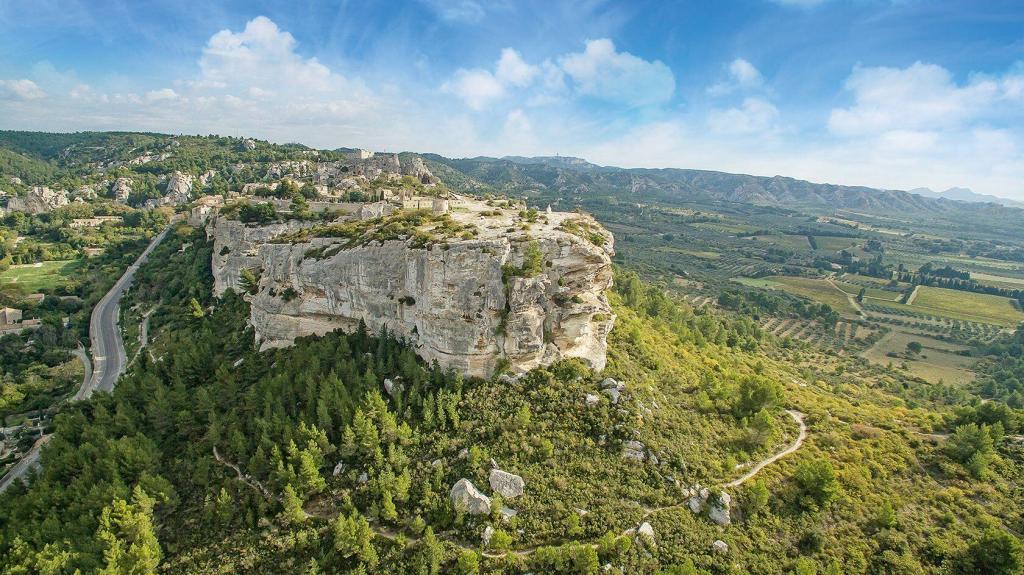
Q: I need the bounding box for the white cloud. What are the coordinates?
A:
[828,61,1021,136]
[0,79,46,100]
[146,88,178,102]
[708,58,764,96]
[443,48,539,110]
[559,39,675,107]
[442,68,506,111]
[708,97,780,135]
[730,58,763,88]
[495,49,539,88]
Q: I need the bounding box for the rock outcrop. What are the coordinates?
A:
[6,187,69,214]
[450,479,491,515]
[111,178,132,203]
[489,469,525,499]
[144,171,193,208]
[209,195,615,377]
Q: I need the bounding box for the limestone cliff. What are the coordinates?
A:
[209,198,615,377]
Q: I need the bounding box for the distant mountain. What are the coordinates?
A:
[501,155,605,170]
[423,154,1019,216]
[908,186,1024,208]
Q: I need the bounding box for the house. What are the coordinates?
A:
[346,148,374,159]
[0,307,22,324]
[0,307,40,336]
[22,293,45,305]
[69,216,123,228]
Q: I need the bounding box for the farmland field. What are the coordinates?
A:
[971,271,1024,289]
[754,234,810,251]
[0,260,82,292]
[813,235,862,251]
[909,285,1024,327]
[861,329,979,385]
[833,279,902,301]
[740,275,861,316]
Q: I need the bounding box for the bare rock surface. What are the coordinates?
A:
[450,478,491,515]
[6,187,69,213]
[209,195,615,377]
[489,469,525,499]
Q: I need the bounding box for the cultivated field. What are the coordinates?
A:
[755,234,811,251]
[909,285,1024,327]
[813,235,862,252]
[759,275,861,316]
[861,329,979,385]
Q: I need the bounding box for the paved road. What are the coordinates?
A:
[76,224,172,400]
[1,224,173,492]
[0,435,51,492]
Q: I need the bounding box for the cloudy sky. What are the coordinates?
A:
[1,0,1022,198]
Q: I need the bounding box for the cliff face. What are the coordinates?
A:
[209,199,615,377]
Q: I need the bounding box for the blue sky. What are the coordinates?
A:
[1,0,1023,198]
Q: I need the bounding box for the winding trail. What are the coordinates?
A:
[212,408,810,559]
[726,410,806,488]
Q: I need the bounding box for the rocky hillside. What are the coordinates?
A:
[209,197,615,377]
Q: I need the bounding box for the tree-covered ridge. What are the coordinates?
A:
[0,225,1020,574]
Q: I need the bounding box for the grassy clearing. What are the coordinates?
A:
[909,285,1024,327]
[861,329,978,385]
[833,280,901,301]
[730,277,783,289]
[0,259,82,292]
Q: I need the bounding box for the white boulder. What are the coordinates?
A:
[451,479,491,515]
[489,469,525,499]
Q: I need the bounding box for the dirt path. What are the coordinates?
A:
[213,408,810,559]
[906,285,921,305]
[827,278,865,316]
[726,410,806,488]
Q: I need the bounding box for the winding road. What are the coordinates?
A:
[76,223,172,400]
[1,224,172,493]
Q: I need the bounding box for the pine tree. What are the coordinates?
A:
[280,485,306,525]
[95,487,162,575]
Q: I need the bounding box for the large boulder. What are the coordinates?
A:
[708,491,731,526]
[637,522,656,544]
[489,469,525,499]
[450,479,491,515]
[163,171,194,205]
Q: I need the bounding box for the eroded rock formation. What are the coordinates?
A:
[209,196,615,377]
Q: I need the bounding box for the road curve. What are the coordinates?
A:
[726,409,806,488]
[76,223,172,400]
